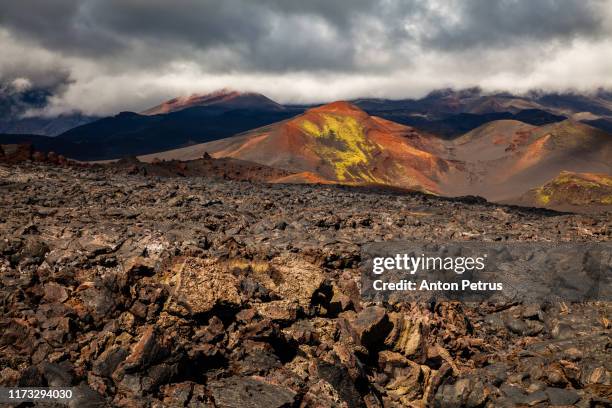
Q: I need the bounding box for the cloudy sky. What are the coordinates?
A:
[1,0,612,116]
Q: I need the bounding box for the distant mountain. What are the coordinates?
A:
[508,171,612,213]
[351,89,573,137]
[353,88,612,136]
[141,101,464,194]
[530,91,612,117]
[449,120,612,200]
[353,88,545,117]
[361,109,566,139]
[582,117,612,134]
[141,89,285,115]
[0,113,97,136]
[25,103,301,160]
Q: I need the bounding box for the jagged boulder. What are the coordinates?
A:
[162,257,242,316]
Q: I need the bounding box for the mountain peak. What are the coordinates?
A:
[191,88,251,104]
[141,89,283,115]
[308,101,365,115]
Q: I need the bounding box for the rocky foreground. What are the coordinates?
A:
[0,163,610,407]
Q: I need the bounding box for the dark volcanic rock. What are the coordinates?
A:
[0,162,609,407]
[350,306,393,350]
[0,143,32,163]
[545,387,580,405]
[208,376,297,408]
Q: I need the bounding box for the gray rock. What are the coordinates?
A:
[435,378,471,407]
[524,390,548,406]
[545,387,580,406]
[69,384,108,408]
[93,346,128,377]
[208,376,296,408]
[500,384,528,405]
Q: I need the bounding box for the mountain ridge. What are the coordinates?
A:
[141,89,285,115]
[142,105,611,205]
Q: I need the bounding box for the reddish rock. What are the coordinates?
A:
[160,381,194,406]
[120,326,159,372]
[0,143,32,163]
[32,151,47,162]
[47,151,59,163]
[43,283,69,303]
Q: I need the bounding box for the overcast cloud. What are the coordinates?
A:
[1,0,611,116]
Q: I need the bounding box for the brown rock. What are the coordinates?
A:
[434,378,472,407]
[563,347,583,361]
[300,379,346,407]
[93,346,128,377]
[250,255,326,309]
[350,306,393,350]
[20,236,50,263]
[43,283,69,303]
[76,283,116,324]
[163,257,241,316]
[0,143,32,163]
[194,316,225,344]
[47,151,59,164]
[236,308,257,323]
[122,256,158,281]
[254,300,299,323]
[581,365,610,386]
[283,320,318,345]
[78,232,123,258]
[546,363,569,386]
[0,367,20,386]
[310,360,363,407]
[378,350,425,402]
[160,382,194,406]
[32,151,47,162]
[0,318,36,353]
[327,284,353,315]
[385,313,425,359]
[117,326,160,373]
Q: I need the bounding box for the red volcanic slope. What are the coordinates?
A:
[141,89,285,115]
[143,105,611,201]
[145,101,464,194]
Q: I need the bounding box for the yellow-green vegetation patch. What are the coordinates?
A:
[301,120,320,137]
[534,172,612,206]
[300,115,385,183]
[553,172,610,189]
[535,188,551,205]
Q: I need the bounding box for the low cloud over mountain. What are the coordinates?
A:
[1,0,612,115]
